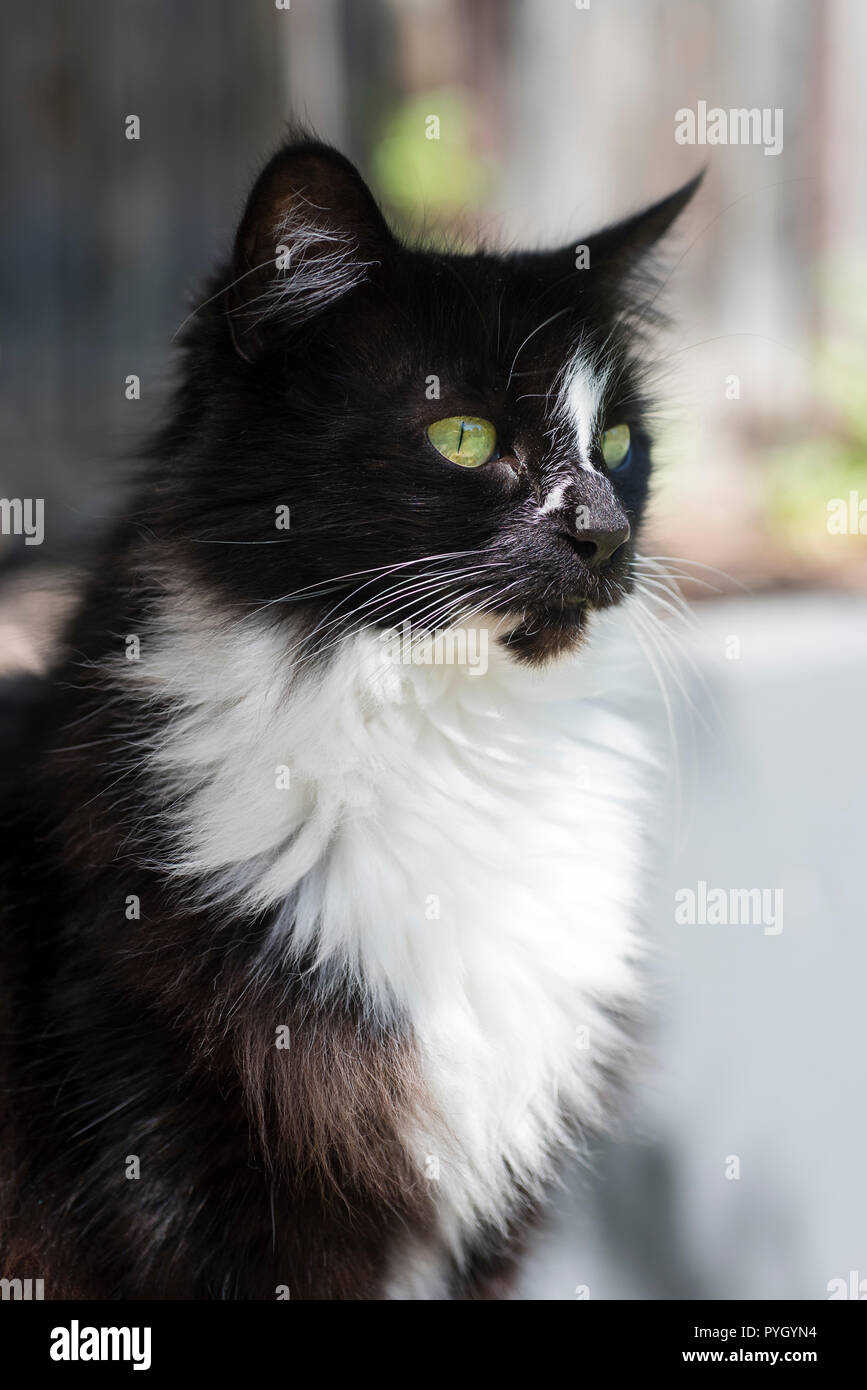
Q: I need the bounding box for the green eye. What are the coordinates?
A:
[427,416,497,468]
[600,423,631,469]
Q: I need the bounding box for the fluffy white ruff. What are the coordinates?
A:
[123,601,655,1257]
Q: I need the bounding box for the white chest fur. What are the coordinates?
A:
[126,602,654,1260]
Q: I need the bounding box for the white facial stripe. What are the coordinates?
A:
[538,478,570,514]
[563,355,610,470]
[536,356,611,515]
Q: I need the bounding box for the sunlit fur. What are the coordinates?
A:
[120,587,653,1267]
[0,136,700,1298]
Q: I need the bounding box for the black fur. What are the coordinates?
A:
[0,136,699,1299]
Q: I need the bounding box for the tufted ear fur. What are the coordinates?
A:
[226,139,396,361]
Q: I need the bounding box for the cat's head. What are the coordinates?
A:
[160,137,700,665]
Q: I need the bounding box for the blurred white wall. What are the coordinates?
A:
[520,591,867,1299]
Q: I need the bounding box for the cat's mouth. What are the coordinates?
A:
[496,574,631,663]
[312,559,631,666]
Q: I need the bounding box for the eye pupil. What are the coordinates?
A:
[601,423,631,469]
[428,416,497,468]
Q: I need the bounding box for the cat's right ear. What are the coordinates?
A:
[226,139,395,361]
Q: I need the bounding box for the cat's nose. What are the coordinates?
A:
[549,477,631,567]
[560,518,631,567]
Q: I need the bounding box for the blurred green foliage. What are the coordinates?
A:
[765,263,867,552]
[370,87,493,241]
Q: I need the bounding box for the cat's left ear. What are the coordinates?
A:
[226,138,395,361]
[527,170,704,292]
[582,170,704,272]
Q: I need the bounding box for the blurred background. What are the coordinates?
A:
[1,0,865,1299]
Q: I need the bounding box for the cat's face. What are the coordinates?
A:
[160,141,699,665]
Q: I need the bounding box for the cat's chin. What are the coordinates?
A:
[496,603,594,666]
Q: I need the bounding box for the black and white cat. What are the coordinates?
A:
[0,137,699,1299]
